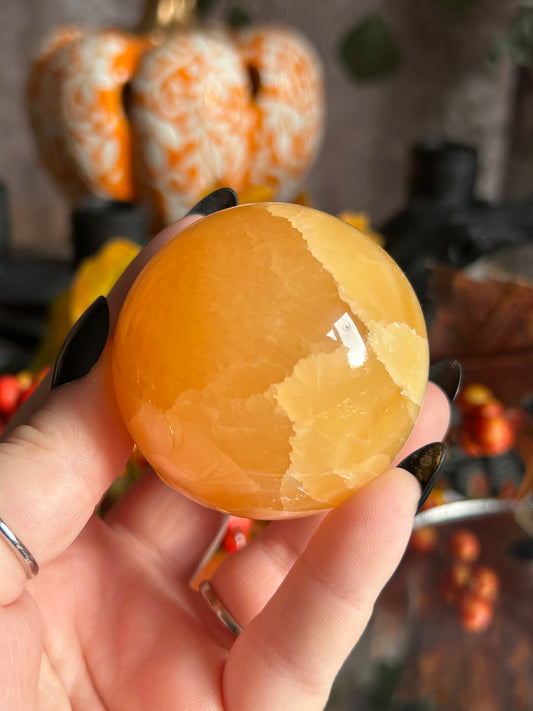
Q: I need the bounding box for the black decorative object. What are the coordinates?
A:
[71,198,149,267]
[0,181,10,261]
[0,189,151,373]
[381,141,533,317]
[439,446,526,499]
[0,181,72,371]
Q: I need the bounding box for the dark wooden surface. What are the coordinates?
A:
[327,509,533,711]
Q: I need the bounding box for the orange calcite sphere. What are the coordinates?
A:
[112,203,428,519]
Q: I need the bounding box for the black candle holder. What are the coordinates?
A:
[71,197,149,267]
[0,186,150,372]
[381,140,533,317]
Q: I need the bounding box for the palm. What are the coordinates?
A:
[0,380,449,711]
[25,473,418,711]
[31,510,231,710]
[4,397,448,710]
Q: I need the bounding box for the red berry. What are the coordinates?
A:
[464,470,491,499]
[457,383,517,458]
[439,562,471,604]
[506,407,525,431]
[456,383,494,413]
[0,375,21,415]
[470,565,500,602]
[449,529,481,563]
[222,516,253,552]
[226,516,253,536]
[410,526,438,554]
[459,591,494,633]
[499,480,519,500]
[477,416,515,456]
[473,400,505,419]
[222,527,248,553]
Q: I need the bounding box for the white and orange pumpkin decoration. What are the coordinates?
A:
[27,0,325,226]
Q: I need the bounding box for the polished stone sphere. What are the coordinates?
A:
[112,203,428,519]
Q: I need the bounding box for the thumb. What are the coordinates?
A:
[0,214,203,604]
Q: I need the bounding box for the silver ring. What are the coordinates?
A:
[0,517,39,578]
[198,580,242,637]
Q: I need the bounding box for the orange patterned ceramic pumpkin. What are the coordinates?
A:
[27,1,325,226]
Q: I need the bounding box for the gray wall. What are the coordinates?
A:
[0,0,522,254]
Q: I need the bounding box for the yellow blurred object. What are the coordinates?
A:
[69,238,141,323]
[33,238,141,369]
[292,190,312,206]
[238,185,311,206]
[337,211,385,247]
[202,184,311,207]
[238,185,275,204]
[16,371,34,390]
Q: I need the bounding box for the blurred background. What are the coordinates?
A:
[1,0,532,254]
[1,4,533,709]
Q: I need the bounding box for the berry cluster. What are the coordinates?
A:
[410,525,500,633]
[440,529,500,633]
[456,383,521,458]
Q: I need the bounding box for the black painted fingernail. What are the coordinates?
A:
[398,442,447,512]
[429,359,462,403]
[51,296,110,389]
[185,187,238,217]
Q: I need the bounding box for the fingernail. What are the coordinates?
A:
[185,187,238,217]
[398,442,447,512]
[51,296,110,389]
[429,359,462,402]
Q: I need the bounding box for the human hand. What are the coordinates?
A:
[0,189,455,711]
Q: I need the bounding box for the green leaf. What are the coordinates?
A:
[487,35,510,65]
[489,8,533,67]
[227,6,252,29]
[339,15,401,83]
[508,8,533,65]
[430,0,476,12]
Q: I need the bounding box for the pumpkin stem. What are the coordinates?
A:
[137,0,197,39]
